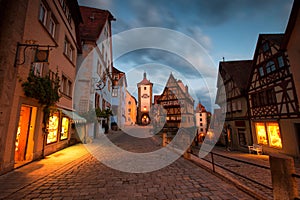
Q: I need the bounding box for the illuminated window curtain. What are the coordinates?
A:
[255,122,268,145]
[47,113,59,144]
[60,117,69,140]
[267,122,282,148]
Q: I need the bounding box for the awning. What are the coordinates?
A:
[59,109,86,123]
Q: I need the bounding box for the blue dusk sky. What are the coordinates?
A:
[78,0,294,112]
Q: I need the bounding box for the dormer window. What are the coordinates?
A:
[266,61,276,74]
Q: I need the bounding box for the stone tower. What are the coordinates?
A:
[137,72,153,125]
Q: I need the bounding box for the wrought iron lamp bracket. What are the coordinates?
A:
[14,42,57,67]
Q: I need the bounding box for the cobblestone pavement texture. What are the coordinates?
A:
[191,144,300,200]
[0,127,255,200]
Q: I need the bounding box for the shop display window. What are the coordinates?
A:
[266,122,282,148]
[255,122,268,145]
[60,116,69,140]
[255,122,282,149]
[47,113,59,144]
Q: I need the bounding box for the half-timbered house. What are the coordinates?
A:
[156,74,195,135]
[248,33,300,157]
[217,60,253,151]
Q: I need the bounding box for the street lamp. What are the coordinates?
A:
[95,68,119,91]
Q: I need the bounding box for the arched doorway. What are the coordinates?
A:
[141,114,151,125]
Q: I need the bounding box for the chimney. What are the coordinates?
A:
[185,85,188,93]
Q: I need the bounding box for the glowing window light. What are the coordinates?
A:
[47,114,59,144]
[267,122,282,148]
[255,122,268,145]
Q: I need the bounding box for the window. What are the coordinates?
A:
[255,122,282,148]
[266,61,276,74]
[144,87,146,90]
[31,63,44,76]
[64,38,74,62]
[200,123,203,126]
[267,122,282,148]
[60,117,69,140]
[232,102,237,111]
[48,16,57,38]
[200,118,202,121]
[39,2,47,25]
[112,88,118,97]
[128,108,131,113]
[258,91,266,106]
[128,101,131,105]
[61,75,72,96]
[252,89,276,108]
[259,67,264,77]
[266,89,276,105]
[59,0,72,25]
[181,116,186,122]
[237,101,242,111]
[255,122,268,145]
[47,113,59,144]
[277,56,285,68]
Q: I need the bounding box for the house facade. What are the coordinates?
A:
[156,74,195,135]
[125,90,137,125]
[195,103,210,142]
[111,67,127,130]
[217,60,253,151]
[248,33,300,157]
[75,6,115,138]
[0,0,82,174]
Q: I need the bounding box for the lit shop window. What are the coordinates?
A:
[47,114,59,144]
[255,122,282,148]
[267,122,282,148]
[255,123,268,145]
[60,117,69,140]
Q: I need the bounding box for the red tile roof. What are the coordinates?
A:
[137,72,153,86]
[79,6,115,41]
[196,103,207,113]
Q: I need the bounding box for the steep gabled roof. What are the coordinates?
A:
[195,103,207,113]
[219,60,253,90]
[158,73,194,104]
[79,6,115,41]
[252,34,284,63]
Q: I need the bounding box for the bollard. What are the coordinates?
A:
[269,153,298,200]
[162,133,167,147]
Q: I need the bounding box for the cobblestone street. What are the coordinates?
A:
[0,127,255,200]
